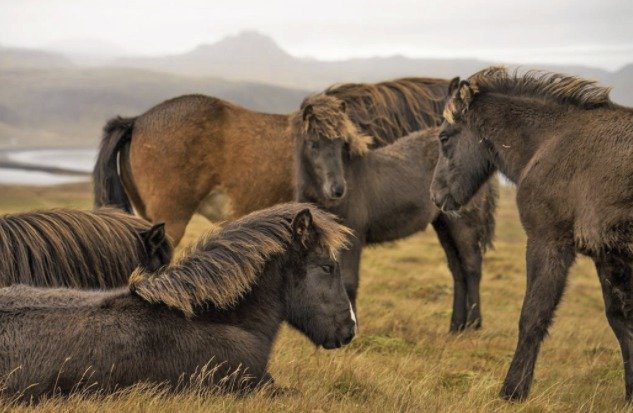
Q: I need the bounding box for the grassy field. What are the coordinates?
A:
[0,183,629,412]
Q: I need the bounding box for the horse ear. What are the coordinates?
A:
[458,80,477,109]
[142,223,166,251]
[302,104,314,122]
[448,77,460,95]
[292,208,313,247]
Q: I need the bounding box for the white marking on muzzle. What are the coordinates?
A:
[349,302,357,334]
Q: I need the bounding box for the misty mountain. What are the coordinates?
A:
[0,46,73,70]
[115,31,633,105]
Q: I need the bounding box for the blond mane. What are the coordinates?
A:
[291,77,450,156]
[129,203,352,317]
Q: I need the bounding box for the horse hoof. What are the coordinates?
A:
[467,320,482,330]
[449,325,466,334]
[499,384,528,402]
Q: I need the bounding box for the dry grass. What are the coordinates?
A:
[0,182,629,412]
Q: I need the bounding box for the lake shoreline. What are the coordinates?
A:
[0,147,95,185]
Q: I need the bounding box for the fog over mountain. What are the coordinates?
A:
[0,31,631,149]
[116,31,633,104]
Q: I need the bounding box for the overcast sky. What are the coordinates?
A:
[1,0,632,70]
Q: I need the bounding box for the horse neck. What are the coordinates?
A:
[211,254,288,342]
[294,148,319,203]
[471,94,563,183]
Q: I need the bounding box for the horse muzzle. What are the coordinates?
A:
[431,189,461,212]
[325,182,347,201]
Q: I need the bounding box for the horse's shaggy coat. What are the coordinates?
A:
[0,208,172,289]
[0,203,355,400]
[94,78,451,245]
[431,66,633,400]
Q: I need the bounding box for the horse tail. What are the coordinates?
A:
[479,177,498,252]
[93,116,136,213]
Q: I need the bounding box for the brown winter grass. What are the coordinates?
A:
[0,182,629,412]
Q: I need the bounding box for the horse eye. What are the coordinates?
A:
[310,141,319,151]
[439,132,450,144]
[321,264,333,274]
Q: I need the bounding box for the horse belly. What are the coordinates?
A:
[197,188,234,222]
[366,206,432,243]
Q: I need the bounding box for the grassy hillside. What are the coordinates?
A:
[0,183,627,412]
[0,67,310,149]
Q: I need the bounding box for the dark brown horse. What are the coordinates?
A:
[294,116,497,332]
[93,78,451,245]
[431,66,633,400]
[0,204,355,401]
[0,208,171,289]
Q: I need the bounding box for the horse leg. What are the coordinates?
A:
[594,251,633,400]
[445,217,485,330]
[144,196,198,246]
[432,217,468,332]
[500,236,575,400]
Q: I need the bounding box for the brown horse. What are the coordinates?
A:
[430,66,633,400]
[0,203,354,401]
[94,78,451,245]
[0,208,171,289]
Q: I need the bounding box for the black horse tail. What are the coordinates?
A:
[93,116,136,213]
[479,176,498,252]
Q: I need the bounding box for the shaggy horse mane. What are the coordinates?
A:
[291,77,450,156]
[0,208,162,288]
[445,66,613,123]
[129,203,352,317]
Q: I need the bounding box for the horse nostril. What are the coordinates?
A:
[331,185,346,199]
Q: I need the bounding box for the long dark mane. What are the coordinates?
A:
[0,208,170,288]
[129,203,351,316]
[291,77,451,155]
[468,66,613,109]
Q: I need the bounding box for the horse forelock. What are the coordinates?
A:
[291,94,373,156]
[129,203,352,317]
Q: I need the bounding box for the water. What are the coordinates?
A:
[6,148,96,173]
[0,168,89,185]
[0,148,97,186]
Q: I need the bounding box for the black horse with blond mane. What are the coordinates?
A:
[431,66,633,400]
[0,208,171,289]
[293,103,497,332]
[0,203,355,400]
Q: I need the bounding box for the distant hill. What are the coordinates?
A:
[0,46,72,70]
[115,31,633,105]
[0,66,310,149]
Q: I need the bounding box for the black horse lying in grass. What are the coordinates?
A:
[293,100,497,332]
[0,208,171,289]
[0,204,356,401]
[431,66,633,400]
